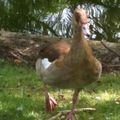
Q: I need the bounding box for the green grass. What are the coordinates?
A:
[0,59,120,120]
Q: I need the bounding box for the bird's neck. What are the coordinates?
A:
[73,25,85,43]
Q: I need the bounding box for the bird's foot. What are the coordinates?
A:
[66,111,75,120]
[45,93,57,112]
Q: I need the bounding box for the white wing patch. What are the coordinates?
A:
[42,58,52,69]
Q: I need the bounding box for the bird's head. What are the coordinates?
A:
[73,8,91,38]
[74,8,88,26]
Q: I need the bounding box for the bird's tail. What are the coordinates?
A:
[35,58,45,79]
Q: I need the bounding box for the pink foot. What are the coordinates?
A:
[45,93,57,112]
[66,111,75,120]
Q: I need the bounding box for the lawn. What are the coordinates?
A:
[0,59,120,120]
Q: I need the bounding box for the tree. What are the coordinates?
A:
[0,0,119,42]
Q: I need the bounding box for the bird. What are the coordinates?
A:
[36,8,102,120]
[39,19,90,62]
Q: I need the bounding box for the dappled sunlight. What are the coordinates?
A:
[0,101,3,111]
[27,111,40,119]
[96,91,117,102]
[0,61,120,119]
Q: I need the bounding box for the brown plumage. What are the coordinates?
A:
[36,8,102,119]
[40,40,70,62]
[40,10,90,62]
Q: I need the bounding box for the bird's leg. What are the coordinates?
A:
[66,89,80,120]
[44,85,57,112]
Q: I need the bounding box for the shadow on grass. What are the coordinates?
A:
[76,99,120,120]
[0,109,35,120]
[0,94,46,120]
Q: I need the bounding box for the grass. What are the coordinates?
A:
[0,59,120,120]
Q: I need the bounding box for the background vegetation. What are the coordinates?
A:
[0,0,120,41]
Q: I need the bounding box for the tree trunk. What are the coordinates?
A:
[0,31,120,72]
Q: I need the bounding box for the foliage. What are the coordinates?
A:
[0,0,120,41]
[0,60,120,120]
[0,0,119,41]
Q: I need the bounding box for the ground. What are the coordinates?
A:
[0,59,120,120]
